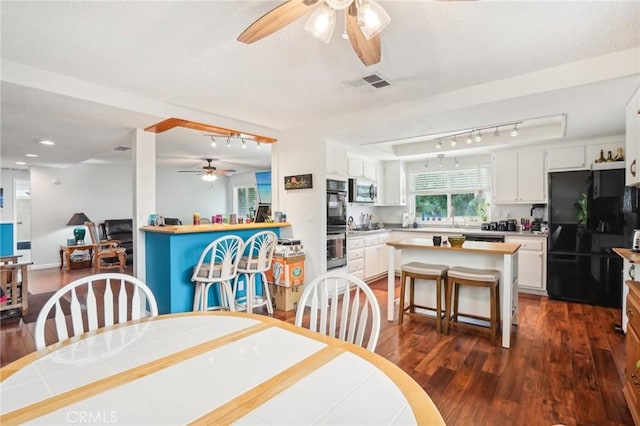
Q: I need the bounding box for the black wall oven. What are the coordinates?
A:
[327,179,348,269]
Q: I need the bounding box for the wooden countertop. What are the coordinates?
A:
[141,222,291,234]
[613,248,640,263]
[387,237,520,255]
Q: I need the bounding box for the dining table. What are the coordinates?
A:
[0,312,444,425]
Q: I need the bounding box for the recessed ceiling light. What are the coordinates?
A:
[16,161,26,165]
[25,153,38,158]
[39,140,55,146]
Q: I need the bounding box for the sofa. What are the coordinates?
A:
[100,219,133,263]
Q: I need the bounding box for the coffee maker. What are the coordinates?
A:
[531,204,545,232]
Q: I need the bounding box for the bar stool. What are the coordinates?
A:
[191,235,244,312]
[444,266,500,346]
[399,262,449,333]
[233,231,277,314]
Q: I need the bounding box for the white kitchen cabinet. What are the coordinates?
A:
[326,142,348,177]
[347,157,377,181]
[347,236,364,278]
[377,161,406,206]
[505,235,547,295]
[546,146,587,171]
[363,232,390,281]
[493,149,546,204]
[625,87,640,186]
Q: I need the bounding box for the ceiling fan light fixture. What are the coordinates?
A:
[326,0,354,10]
[201,173,217,182]
[304,4,336,43]
[357,0,390,40]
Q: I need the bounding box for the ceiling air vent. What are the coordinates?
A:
[114,146,131,151]
[343,73,392,93]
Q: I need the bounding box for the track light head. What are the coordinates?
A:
[511,123,519,137]
[210,136,217,147]
[474,130,482,143]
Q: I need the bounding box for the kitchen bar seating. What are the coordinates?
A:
[191,235,244,312]
[445,266,501,346]
[399,262,448,333]
[232,231,277,314]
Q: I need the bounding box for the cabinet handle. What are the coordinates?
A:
[628,309,633,319]
[631,159,637,177]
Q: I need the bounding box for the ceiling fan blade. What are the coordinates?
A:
[177,170,201,173]
[238,0,318,44]
[345,7,381,66]
[213,169,237,174]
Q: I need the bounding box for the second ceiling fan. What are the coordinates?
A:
[237,0,388,66]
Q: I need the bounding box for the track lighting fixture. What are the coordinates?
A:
[257,142,262,149]
[466,133,473,144]
[511,123,519,137]
[210,136,217,147]
[474,130,482,143]
[436,140,442,149]
[493,127,500,138]
[455,157,460,167]
[451,136,457,147]
[424,120,523,150]
[424,158,429,168]
[226,137,231,147]
[242,139,247,149]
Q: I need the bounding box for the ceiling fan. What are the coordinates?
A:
[178,159,236,182]
[237,0,386,66]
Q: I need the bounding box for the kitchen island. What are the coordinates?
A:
[387,238,521,348]
[141,222,292,314]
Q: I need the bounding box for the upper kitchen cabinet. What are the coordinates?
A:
[626,87,640,186]
[377,161,406,206]
[493,148,546,204]
[546,146,587,171]
[326,142,348,177]
[348,157,377,181]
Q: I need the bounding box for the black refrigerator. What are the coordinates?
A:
[547,168,637,308]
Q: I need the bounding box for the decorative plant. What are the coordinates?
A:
[575,193,588,227]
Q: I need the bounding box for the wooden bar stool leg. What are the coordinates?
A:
[409,276,416,314]
[444,277,453,335]
[453,281,460,323]
[399,271,407,324]
[490,284,497,346]
[435,276,442,333]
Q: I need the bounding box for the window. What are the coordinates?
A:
[411,167,491,221]
[234,186,258,219]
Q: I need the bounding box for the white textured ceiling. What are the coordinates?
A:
[1,0,639,171]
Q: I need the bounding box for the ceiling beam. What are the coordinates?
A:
[144,118,278,143]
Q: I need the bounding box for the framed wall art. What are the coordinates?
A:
[284,174,312,190]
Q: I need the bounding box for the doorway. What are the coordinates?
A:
[14,179,31,263]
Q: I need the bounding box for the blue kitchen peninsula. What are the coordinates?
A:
[142,222,291,314]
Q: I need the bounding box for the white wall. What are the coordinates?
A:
[272,129,325,284]
[31,164,134,268]
[156,168,228,225]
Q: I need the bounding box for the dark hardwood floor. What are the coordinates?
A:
[0,267,633,425]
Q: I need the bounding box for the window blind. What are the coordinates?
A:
[412,167,490,192]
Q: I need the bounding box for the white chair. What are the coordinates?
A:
[191,235,244,312]
[233,231,277,314]
[295,272,381,351]
[34,273,158,350]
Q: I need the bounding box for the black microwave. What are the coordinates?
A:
[348,178,377,203]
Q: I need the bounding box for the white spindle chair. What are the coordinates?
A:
[191,235,244,311]
[233,231,277,314]
[34,273,158,350]
[295,272,381,351]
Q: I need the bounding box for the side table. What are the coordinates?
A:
[59,244,94,271]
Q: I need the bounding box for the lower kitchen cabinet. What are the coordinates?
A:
[505,235,547,295]
[624,282,640,425]
[364,233,389,281]
[347,236,365,280]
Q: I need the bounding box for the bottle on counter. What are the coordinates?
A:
[193,212,200,225]
[597,149,605,163]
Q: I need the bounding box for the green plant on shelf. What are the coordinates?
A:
[575,193,588,227]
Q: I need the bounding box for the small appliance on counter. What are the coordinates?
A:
[633,229,640,252]
[507,219,517,232]
[481,222,491,231]
[497,220,508,231]
[401,212,410,228]
[489,221,498,231]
